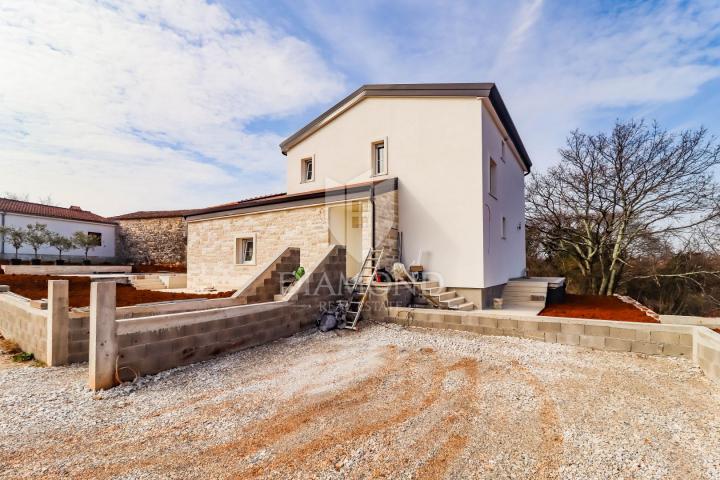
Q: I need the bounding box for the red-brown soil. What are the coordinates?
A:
[0,274,231,308]
[132,264,187,273]
[540,294,659,323]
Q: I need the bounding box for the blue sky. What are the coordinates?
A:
[0,0,719,215]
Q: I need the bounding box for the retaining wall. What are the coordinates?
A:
[0,292,48,362]
[380,307,720,383]
[90,245,346,389]
[2,265,132,275]
[231,247,300,304]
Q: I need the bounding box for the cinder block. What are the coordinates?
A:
[0,285,9,292]
[539,322,561,333]
[635,330,651,342]
[579,335,605,349]
[518,320,540,332]
[556,333,580,345]
[661,344,692,357]
[523,331,545,341]
[609,327,636,340]
[650,331,679,345]
[544,332,557,343]
[605,337,632,352]
[631,341,662,355]
[497,318,518,330]
[560,323,585,335]
[678,334,693,347]
[584,325,610,337]
[442,314,462,325]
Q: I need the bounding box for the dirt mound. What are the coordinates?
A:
[0,274,231,308]
[540,294,659,323]
[132,264,186,273]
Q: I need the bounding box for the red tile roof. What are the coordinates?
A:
[0,198,116,225]
[109,209,205,220]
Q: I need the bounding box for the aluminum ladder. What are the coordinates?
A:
[344,248,384,330]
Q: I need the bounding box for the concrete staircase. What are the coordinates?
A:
[419,281,475,311]
[501,279,549,310]
[130,275,167,291]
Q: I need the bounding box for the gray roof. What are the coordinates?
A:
[279,83,532,171]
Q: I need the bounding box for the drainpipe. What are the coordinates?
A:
[1,212,5,257]
[370,183,376,250]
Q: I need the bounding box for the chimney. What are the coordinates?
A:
[69,206,82,211]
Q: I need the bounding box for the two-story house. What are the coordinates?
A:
[185,83,531,308]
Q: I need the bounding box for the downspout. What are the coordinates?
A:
[370,183,376,250]
[1,212,5,257]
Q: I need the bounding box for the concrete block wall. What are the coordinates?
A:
[232,247,300,305]
[0,292,48,362]
[695,327,720,383]
[383,308,696,358]
[90,245,346,388]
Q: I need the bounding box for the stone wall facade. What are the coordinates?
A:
[374,189,399,269]
[116,216,188,265]
[187,204,332,290]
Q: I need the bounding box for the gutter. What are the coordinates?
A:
[370,183,376,250]
[1,212,4,256]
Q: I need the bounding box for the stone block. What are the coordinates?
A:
[560,323,585,335]
[650,331,679,345]
[584,325,610,337]
[608,327,636,340]
[579,335,605,349]
[0,285,9,293]
[538,322,561,333]
[661,344,692,357]
[517,320,540,332]
[30,300,48,310]
[604,337,632,352]
[631,341,662,355]
[556,333,580,345]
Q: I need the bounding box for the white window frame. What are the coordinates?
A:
[301,156,315,183]
[371,138,388,177]
[234,233,257,265]
[489,157,498,199]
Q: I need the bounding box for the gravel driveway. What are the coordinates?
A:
[1,324,719,479]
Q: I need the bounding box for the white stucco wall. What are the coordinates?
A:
[480,106,527,286]
[285,96,527,288]
[1,213,116,258]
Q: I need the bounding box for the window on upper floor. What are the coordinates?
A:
[235,235,256,265]
[372,140,387,176]
[301,157,314,183]
[489,158,498,198]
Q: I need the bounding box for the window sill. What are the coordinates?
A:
[300,179,315,184]
[235,261,257,266]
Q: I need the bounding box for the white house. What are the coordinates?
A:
[0,198,117,261]
[186,83,531,308]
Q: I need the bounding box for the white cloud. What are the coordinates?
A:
[0,0,345,215]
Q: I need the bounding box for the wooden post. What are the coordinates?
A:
[89,281,117,391]
[46,280,69,366]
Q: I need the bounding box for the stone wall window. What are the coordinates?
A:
[235,235,256,265]
[88,232,102,245]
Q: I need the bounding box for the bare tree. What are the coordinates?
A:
[527,120,720,295]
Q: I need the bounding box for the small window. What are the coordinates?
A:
[501,217,507,239]
[489,158,498,197]
[235,236,256,265]
[88,232,102,245]
[372,140,386,176]
[301,157,314,183]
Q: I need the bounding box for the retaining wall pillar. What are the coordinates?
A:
[46,280,69,366]
[89,281,118,391]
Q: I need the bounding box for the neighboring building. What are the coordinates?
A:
[111,210,201,265]
[0,198,117,261]
[186,83,531,307]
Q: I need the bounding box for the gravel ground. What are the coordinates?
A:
[1,324,719,479]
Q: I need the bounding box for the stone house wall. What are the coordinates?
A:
[116,216,188,265]
[187,204,331,290]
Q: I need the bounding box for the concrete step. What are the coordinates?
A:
[273,294,285,301]
[453,302,475,311]
[417,281,439,289]
[442,296,466,308]
[433,291,456,302]
[422,286,446,295]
